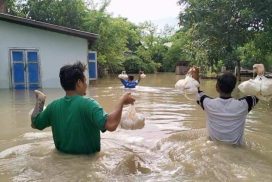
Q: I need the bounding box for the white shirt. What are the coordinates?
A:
[197,92,258,145]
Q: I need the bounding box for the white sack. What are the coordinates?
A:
[238,79,261,96]
[261,79,272,96]
[29,90,47,116]
[120,105,145,130]
[118,71,128,80]
[238,76,272,101]
[28,106,47,116]
[175,75,199,94]
[140,73,146,79]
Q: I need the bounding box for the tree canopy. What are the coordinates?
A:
[177,0,272,77]
[4,0,272,76]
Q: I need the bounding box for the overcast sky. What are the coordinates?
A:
[105,0,182,28]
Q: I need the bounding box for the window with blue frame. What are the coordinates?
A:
[88,51,97,80]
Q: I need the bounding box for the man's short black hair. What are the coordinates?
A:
[128,75,134,81]
[217,72,237,94]
[59,62,86,91]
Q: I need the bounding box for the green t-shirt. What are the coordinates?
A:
[32,95,108,154]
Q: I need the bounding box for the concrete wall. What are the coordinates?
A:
[0,20,88,88]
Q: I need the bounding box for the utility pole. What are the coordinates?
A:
[236,60,241,81]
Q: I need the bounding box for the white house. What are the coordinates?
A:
[0,13,98,89]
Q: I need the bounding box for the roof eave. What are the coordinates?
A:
[0,13,99,44]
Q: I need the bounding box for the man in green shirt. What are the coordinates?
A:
[31,62,135,154]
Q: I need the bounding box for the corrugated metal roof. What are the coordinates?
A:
[0,13,98,43]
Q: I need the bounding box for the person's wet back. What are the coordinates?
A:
[31,62,135,154]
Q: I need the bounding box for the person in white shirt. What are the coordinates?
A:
[189,67,259,145]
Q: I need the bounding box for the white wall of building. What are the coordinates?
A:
[0,20,89,88]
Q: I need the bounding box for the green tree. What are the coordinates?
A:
[5,0,181,75]
[8,0,87,29]
[178,0,272,79]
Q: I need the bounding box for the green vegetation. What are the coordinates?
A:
[6,0,272,77]
[177,0,272,79]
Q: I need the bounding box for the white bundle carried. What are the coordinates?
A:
[140,71,146,79]
[118,71,128,80]
[238,64,272,101]
[29,90,47,116]
[120,105,145,130]
[35,90,46,101]
[175,75,200,94]
[238,75,272,101]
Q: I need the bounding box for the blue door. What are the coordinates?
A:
[11,50,40,89]
[88,51,97,80]
[27,51,40,88]
[11,51,25,89]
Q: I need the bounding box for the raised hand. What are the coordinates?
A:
[188,66,200,82]
[120,92,135,105]
[34,90,46,102]
[253,64,265,76]
[34,90,46,113]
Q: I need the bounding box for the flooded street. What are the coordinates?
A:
[0,73,272,181]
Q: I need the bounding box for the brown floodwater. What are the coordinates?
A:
[0,73,272,181]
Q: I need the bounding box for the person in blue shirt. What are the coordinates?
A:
[120,72,142,88]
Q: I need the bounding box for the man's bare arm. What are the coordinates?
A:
[105,92,135,131]
[31,90,46,128]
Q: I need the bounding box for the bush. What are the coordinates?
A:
[123,56,159,73]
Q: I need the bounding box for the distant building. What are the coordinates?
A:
[235,66,253,77]
[0,13,98,89]
[175,61,190,75]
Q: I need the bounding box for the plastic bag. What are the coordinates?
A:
[28,90,47,116]
[140,73,146,79]
[28,106,47,116]
[261,79,272,96]
[120,105,145,130]
[118,71,128,80]
[238,76,272,101]
[238,79,261,96]
[175,75,199,94]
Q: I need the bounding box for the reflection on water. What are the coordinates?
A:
[0,73,272,181]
